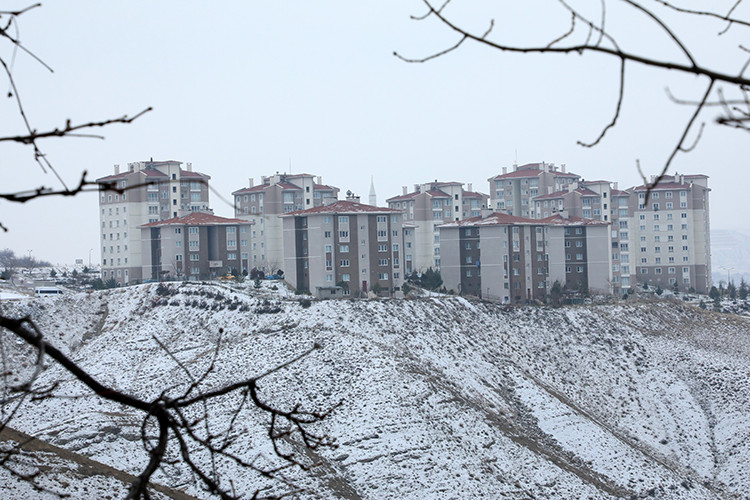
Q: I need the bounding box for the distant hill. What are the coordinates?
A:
[712,229,750,284]
[2,284,749,499]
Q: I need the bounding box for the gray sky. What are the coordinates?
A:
[1,1,748,265]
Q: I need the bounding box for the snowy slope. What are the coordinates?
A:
[1,284,749,499]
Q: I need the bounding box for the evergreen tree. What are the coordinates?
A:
[740,278,749,300]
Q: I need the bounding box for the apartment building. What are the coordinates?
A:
[97,160,211,283]
[139,212,253,281]
[525,172,711,294]
[440,212,611,304]
[232,173,339,273]
[488,162,580,217]
[628,174,711,293]
[385,181,489,272]
[281,200,404,297]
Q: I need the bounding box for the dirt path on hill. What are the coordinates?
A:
[0,426,200,499]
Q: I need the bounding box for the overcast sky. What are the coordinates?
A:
[1,1,748,265]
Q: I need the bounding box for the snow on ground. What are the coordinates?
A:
[1,283,749,498]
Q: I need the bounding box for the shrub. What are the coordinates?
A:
[300,298,312,308]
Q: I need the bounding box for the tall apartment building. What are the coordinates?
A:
[488,162,580,217]
[281,200,405,297]
[97,160,211,284]
[531,179,628,293]
[524,173,711,294]
[385,181,489,272]
[232,173,339,273]
[628,174,711,293]
[139,212,253,281]
[440,212,611,304]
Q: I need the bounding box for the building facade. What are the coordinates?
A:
[282,200,404,297]
[139,212,253,281]
[232,173,339,274]
[488,162,581,218]
[522,172,711,294]
[386,181,489,272]
[628,174,711,293]
[97,160,211,284]
[440,213,612,304]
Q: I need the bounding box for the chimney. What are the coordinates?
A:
[481,208,493,218]
[316,176,322,185]
[560,210,569,219]
[414,184,420,193]
[561,164,566,173]
[502,167,507,175]
[114,164,120,175]
[613,182,618,191]
[650,175,656,184]
[248,178,254,188]
[187,162,193,172]
[402,186,408,195]
[323,196,336,206]
[467,183,473,192]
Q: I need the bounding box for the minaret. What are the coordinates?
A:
[369,176,377,206]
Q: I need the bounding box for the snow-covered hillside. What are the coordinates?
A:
[1,283,749,499]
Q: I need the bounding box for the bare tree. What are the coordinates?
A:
[0,4,151,232]
[1,4,337,498]
[396,0,750,193]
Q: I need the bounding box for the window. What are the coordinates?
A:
[339,231,349,238]
[377,215,387,223]
[339,245,349,253]
[576,253,583,260]
[338,216,349,224]
[190,253,199,261]
[340,259,350,267]
[341,273,351,282]
[189,240,199,248]
[227,253,237,260]
[576,266,583,273]
[378,272,389,280]
[325,231,332,238]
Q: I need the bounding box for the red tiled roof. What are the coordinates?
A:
[462,190,487,199]
[233,183,273,195]
[232,181,305,195]
[283,200,402,216]
[633,182,690,191]
[539,214,609,226]
[138,212,252,228]
[440,212,538,227]
[533,190,568,200]
[386,192,419,203]
[611,189,629,196]
[488,169,544,180]
[314,183,336,191]
[386,188,451,203]
[97,167,208,182]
